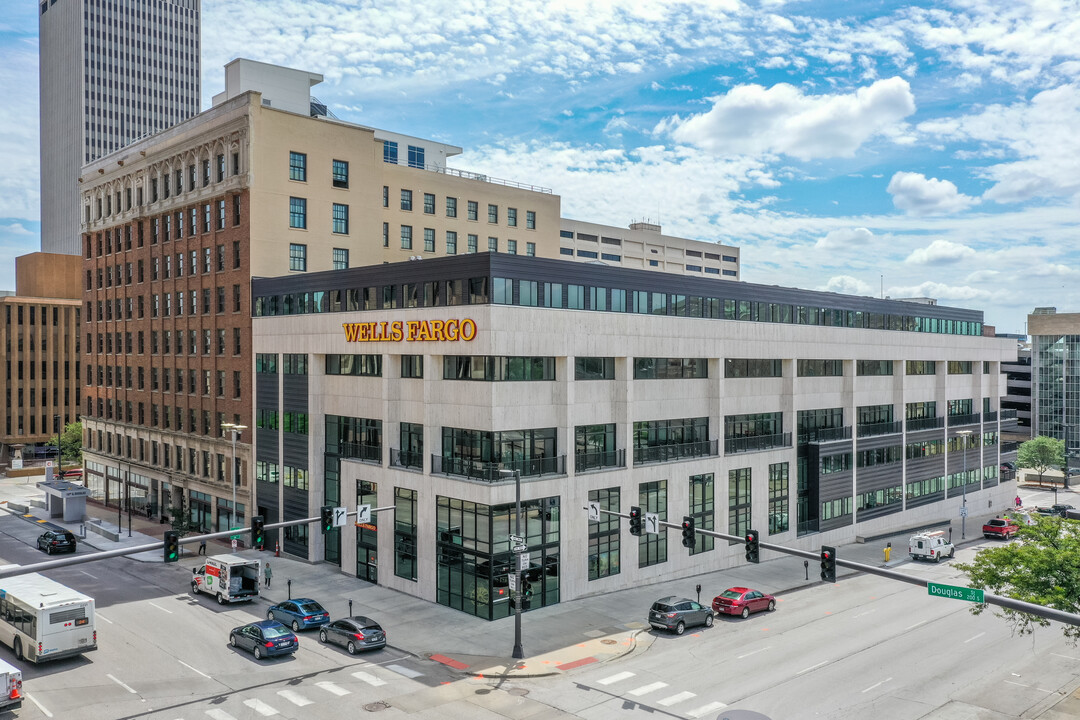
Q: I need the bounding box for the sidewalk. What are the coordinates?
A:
[0,471,1075,690]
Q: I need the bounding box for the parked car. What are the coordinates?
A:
[648,596,713,635]
[36,530,77,555]
[1035,504,1075,518]
[266,598,330,632]
[712,587,777,618]
[909,530,955,563]
[1000,461,1016,472]
[318,616,386,654]
[228,620,298,660]
[982,517,1019,540]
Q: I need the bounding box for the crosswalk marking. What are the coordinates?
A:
[597,671,635,685]
[242,698,278,717]
[657,691,696,706]
[386,663,423,678]
[205,710,237,720]
[352,670,388,687]
[687,701,728,718]
[316,681,351,696]
[628,681,668,697]
[277,689,313,707]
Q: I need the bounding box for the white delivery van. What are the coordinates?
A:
[191,554,261,605]
[909,530,955,563]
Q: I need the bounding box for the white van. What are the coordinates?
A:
[191,554,260,604]
[909,530,955,563]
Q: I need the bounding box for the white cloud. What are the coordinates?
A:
[0,223,32,236]
[904,239,976,265]
[820,275,873,296]
[815,227,873,250]
[887,281,991,302]
[659,77,915,160]
[886,172,979,215]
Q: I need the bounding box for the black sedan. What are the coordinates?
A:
[229,620,298,660]
[37,530,77,555]
[318,616,386,655]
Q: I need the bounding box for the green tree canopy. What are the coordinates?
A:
[1017,435,1064,482]
[955,515,1080,642]
[47,421,83,465]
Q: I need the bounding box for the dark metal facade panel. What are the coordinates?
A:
[856,503,903,523]
[281,486,309,557]
[256,428,278,462]
[282,432,309,469]
[906,427,946,443]
[946,448,984,474]
[256,373,278,409]
[819,470,854,504]
[907,491,945,509]
[254,481,280,551]
[283,374,308,411]
[820,513,854,533]
[856,434,904,451]
[906,455,946,480]
[855,464,904,492]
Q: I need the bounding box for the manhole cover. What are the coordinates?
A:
[508,688,529,696]
[363,701,391,712]
[600,639,618,645]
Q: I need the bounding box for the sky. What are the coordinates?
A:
[2,0,1079,335]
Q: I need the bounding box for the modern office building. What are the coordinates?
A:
[1029,309,1080,463]
[39,0,202,255]
[0,253,83,465]
[560,219,740,279]
[999,333,1032,442]
[250,253,1018,619]
[78,60,560,533]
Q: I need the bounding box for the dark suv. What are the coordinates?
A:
[37,530,77,555]
[649,596,713,635]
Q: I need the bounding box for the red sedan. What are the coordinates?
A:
[712,587,776,618]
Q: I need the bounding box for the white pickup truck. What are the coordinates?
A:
[0,658,22,712]
[191,554,261,605]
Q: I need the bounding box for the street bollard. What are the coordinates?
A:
[884,542,891,563]
[803,559,809,580]
[696,584,701,605]
[349,599,353,617]
[287,578,292,600]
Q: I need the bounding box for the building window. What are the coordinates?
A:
[401,189,412,211]
[446,197,457,218]
[407,145,425,168]
[588,488,620,580]
[729,467,751,543]
[400,225,412,250]
[526,242,536,257]
[332,159,348,188]
[423,228,435,253]
[383,222,389,248]
[467,234,478,253]
[383,141,398,164]
[526,211,536,229]
[423,193,435,214]
[332,203,349,234]
[467,201,478,221]
[401,355,423,379]
[576,423,617,472]
[488,237,498,252]
[856,360,893,376]
[575,357,614,380]
[382,186,389,208]
[906,360,937,375]
[446,231,457,255]
[289,197,307,229]
[289,151,307,182]
[768,463,789,534]
[289,244,307,272]
[725,358,782,378]
[507,208,517,227]
[638,480,667,568]
[689,474,715,554]
[333,248,349,270]
[394,488,417,581]
[326,354,382,376]
[634,358,707,379]
[507,240,517,255]
[488,204,498,223]
[797,359,843,377]
[947,360,973,374]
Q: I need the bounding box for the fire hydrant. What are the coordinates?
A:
[884,542,892,563]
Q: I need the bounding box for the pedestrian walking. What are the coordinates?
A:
[198,538,207,555]
[264,562,272,588]
[1015,495,1022,509]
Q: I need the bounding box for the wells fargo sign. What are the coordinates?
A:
[342,318,477,343]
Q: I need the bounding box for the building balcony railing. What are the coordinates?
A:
[634,440,718,465]
[575,449,626,473]
[431,454,566,482]
[1001,409,1018,420]
[1001,442,1019,454]
[340,442,382,464]
[387,158,554,195]
[856,421,903,438]
[724,433,792,455]
[983,411,998,422]
[948,413,981,427]
[906,416,944,432]
[389,448,423,470]
[798,426,852,444]
[797,518,819,537]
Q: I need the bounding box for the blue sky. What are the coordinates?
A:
[3,0,1079,334]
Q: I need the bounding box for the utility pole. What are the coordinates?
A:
[957,429,973,540]
[221,422,248,541]
[500,468,525,660]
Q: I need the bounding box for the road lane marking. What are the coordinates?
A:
[598,671,635,685]
[96,612,114,624]
[1004,680,1028,688]
[352,670,387,686]
[24,692,53,718]
[861,677,892,693]
[148,601,173,614]
[205,710,237,720]
[657,691,696,706]
[316,681,351,696]
[688,701,728,718]
[905,620,928,631]
[628,681,668,696]
[177,659,211,679]
[386,663,423,678]
[80,570,97,579]
[243,698,278,716]
[796,661,828,675]
[277,689,313,706]
[1052,653,1080,661]
[854,610,875,618]
[107,674,137,693]
[737,646,771,659]
[963,632,985,643]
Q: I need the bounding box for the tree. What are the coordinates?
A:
[1017,435,1064,483]
[46,421,83,468]
[167,504,198,538]
[955,515,1080,643]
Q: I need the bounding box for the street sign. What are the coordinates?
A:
[231,539,238,550]
[928,582,984,603]
[512,543,528,553]
[356,504,371,524]
[959,506,968,518]
[644,512,659,535]
[587,501,601,522]
[509,534,524,543]
[518,552,531,571]
[333,506,347,528]
[507,573,518,592]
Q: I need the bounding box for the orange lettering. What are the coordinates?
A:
[445,319,458,341]
[390,320,404,342]
[415,321,432,342]
[343,323,361,342]
[460,318,477,341]
[406,320,421,341]
[430,320,446,341]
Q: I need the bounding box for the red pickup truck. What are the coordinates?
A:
[982,517,1019,540]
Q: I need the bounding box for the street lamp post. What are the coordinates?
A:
[221,423,248,543]
[500,467,525,660]
[53,415,61,477]
[958,430,973,540]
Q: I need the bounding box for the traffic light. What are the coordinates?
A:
[251,515,265,549]
[629,506,643,536]
[681,516,696,549]
[820,545,836,583]
[745,529,760,563]
[320,505,334,534]
[163,530,180,563]
[520,578,533,611]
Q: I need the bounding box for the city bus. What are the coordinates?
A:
[0,573,97,663]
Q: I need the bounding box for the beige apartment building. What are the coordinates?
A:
[78,59,561,539]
